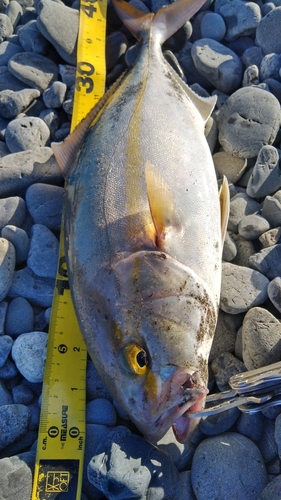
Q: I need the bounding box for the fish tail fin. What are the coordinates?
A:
[112,0,206,44]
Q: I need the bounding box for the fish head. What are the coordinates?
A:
[83,250,218,443]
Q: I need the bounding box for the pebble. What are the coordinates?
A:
[255,6,281,55]
[18,20,49,55]
[0,40,23,66]
[5,0,22,29]
[238,214,270,240]
[8,266,55,307]
[12,383,34,405]
[262,191,281,227]
[260,53,281,82]
[1,225,29,264]
[27,223,59,279]
[5,116,50,153]
[249,244,281,280]
[242,307,281,370]
[200,12,226,42]
[58,63,76,88]
[267,277,281,313]
[213,151,247,184]
[11,331,48,383]
[0,358,18,380]
[0,88,40,119]
[0,147,63,198]
[259,227,281,248]
[191,432,268,500]
[220,0,261,42]
[246,146,281,198]
[106,31,128,70]
[0,13,13,42]
[237,411,265,442]
[86,398,116,428]
[0,404,30,450]
[39,108,60,139]
[8,52,59,91]
[25,183,63,231]
[222,231,237,261]
[0,335,12,368]
[37,0,78,66]
[241,45,263,68]
[0,65,27,92]
[0,380,13,406]
[220,263,269,314]
[258,419,278,463]
[275,414,281,460]
[0,196,26,230]
[211,352,247,391]
[43,80,67,109]
[209,310,241,362]
[227,193,261,233]
[258,475,281,500]
[0,451,35,500]
[0,301,7,335]
[0,237,15,302]
[191,38,243,93]
[242,64,259,87]
[200,406,240,436]
[216,87,281,158]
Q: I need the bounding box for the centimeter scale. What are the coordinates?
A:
[32,0,107,498]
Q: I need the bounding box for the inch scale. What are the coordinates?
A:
[32,0,107,498]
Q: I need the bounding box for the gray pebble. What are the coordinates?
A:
[18,19,49,55]
[39,108,60,139]
[258,475,281,500]
[11,331,47,383]
[54,122,70,141]
[27,223,59,279]
[236,411,265,442]
[0,40,23,66]
[241,45,263,68]
[259,227,281,248]
[8,51,58,91]
[246,146,281,198]
[0,147,62,198]
[106,31,128,70]
[220,0,261,42]
[256,6,281,55]
[58,63,76,88]
[213,151,247,184]
[25,183,63,231]
[0,139,9,156]
[86,398,116,426]
[0,335,12,367]
[211,352,247,391]
[0,404,30,450]
[43,80,67,108]
[191,38,243,93]
[222,231,237,262]
[264,78,281,102]
[5,116,50,153]
[0,196,26,230]
[0,451,35,500]
[0,301,8,335]
[242,307,281,370]
[262,191,281,227]
[200,12,226,42]
[260,53,281,82]
[268,277,281,313]
[12,383,34,405]
[238,214,270,240]
[249,244,281,280]
[199,407,240,436]
[275,414,281,460]
[231,232,259,267]
[5,0,22,29]
[0,65,28,92]
[216,87,281,158]
[37,0,78,65]
[220,262,269,314]
[0,13,13,42]
[210,310,242,362]
[1,225,29,264]
[8,266,55,307]
[258,418,278,463]
[0,358,18,379]
[0,88,40,119]
[227,193,261,233]
[0,238,15,302]
[0,380,13,406]
[242,64,259,87]
[191,432,267,500]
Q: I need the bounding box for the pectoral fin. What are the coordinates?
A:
[219,176,230,245]
[145,161,181,247]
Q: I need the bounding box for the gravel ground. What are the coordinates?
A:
[0,0,281,499]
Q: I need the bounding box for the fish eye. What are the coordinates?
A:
[123,343,148,375]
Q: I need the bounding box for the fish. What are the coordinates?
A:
[52,0,229,444]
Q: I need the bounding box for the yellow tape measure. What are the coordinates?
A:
[32,0,107,498]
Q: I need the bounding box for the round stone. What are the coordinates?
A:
[0,13,13,42]
[268,277,281,313]
[200,12,226,42]
[0,404,30,450]
[43,81,67,109]
[5,116,50,153]
[0,196,26,231]
[213,151,247,184]
[0,238,15,302]
[5,297,34,338]
[11,331,48,383]
[0,89,41,119]
[246,145,281,198]
[256,6,281,55]
[220,0,261,42]
[1,225,29,265]
[249,244,281,280]
[238,214,270,240]
[8,52,58,91]
[262,191,281,227]
[27,223,59,279]
[25,183,63,231]
[0,41,23,66]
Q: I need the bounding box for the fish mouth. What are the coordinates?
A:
[144,369,208,444]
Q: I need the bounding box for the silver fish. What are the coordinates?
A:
[52,0,229,443]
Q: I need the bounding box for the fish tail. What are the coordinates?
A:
[112,0,207,44]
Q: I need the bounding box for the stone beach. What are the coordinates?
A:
[0,0,281,499]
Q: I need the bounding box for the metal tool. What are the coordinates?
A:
[187,361,281,418]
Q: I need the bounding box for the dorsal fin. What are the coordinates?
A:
[51,70,127,178]
[145,160,181,247]
[219,176,230,245]
[112,0,207,44]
